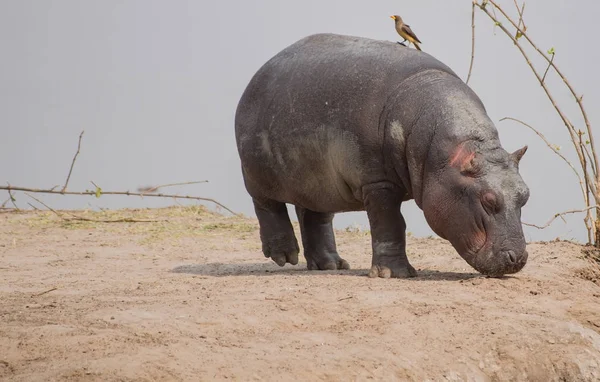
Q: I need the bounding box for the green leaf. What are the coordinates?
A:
[547,47,555,55]
[586,140,591,145]
[495,21,502,26]
[95,187,102,198]
[516,31,523,39]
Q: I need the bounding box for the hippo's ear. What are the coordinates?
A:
[511,146,528,164]
[460,155,481,176]
[461,156,476,173]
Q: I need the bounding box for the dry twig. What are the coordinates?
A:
[0,185,238,216]
[466,1,476,85]
[61,130,84,193]
[523,207,599,229]
[541,51,555,83]
[137,180,209,195]
[6,183,19,211]
[27,203,40,211]
[513,0,526,37]
[579,131,594,243]
[31,287,58,297]
[500,117,583,187]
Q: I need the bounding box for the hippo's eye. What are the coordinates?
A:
[482,191,502,215]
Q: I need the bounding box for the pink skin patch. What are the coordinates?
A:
[449,143,475,168]
[471,229,487,253]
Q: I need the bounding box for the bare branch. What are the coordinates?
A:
[25,192,158,223]
[487,0,598,184]
[584,141,597,176]
[523,206,599,229]
[1,185,238,216]
[579,131,594,243]
[6,183,19,211]
[61,130,84,193]
[513,0,526,36]
[541,51,554,83]
[137,180,209,195]
[466,1,476,85]
[499,117,592,195]
[27,203,40,211]
[474,2,590,197]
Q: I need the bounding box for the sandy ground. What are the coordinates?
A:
[1,206,600,381]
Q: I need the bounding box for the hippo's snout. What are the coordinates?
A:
[467,247,528,277]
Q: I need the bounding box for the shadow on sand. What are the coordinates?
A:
[171,262,488,281]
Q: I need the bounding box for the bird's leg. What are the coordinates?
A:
[396,40,407,47]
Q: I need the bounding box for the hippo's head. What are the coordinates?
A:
[421,141,530,277]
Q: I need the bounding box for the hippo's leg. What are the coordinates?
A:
[363,182,417,278]
[253,198,300,267]
[295,207,350,271]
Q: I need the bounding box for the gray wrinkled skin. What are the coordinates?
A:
[235,33,530,278]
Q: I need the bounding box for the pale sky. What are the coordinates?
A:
[1,0,598,243]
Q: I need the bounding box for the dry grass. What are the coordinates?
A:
[13,205,258,246]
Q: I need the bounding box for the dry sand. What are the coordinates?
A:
[1,206,600,381]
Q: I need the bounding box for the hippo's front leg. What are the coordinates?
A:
[363,182,417,278]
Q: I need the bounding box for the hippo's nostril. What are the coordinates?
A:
[506,250,517,263]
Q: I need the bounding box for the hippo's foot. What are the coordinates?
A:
[253,198,300,267]
[368,258,417,279]
[305,251,350,271]
[263,236,300,266]
[368,248,417,279]
[295,206,351,271]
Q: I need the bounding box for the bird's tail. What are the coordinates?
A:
[414,42,422,51]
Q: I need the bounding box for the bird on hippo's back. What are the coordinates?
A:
[390,14,422,51]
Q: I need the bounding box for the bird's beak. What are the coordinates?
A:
[390,15,396,20]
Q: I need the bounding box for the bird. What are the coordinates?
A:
[390,15,422,51]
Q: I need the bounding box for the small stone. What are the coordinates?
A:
[548,339,556,344]
[530,290,538,295]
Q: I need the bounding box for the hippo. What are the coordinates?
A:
[234,33,530,278]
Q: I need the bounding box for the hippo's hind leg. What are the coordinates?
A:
[253,198,300,266]
[363,182,417,278]
[295,207,350,271]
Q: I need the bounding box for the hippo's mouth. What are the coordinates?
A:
[467,211,491,255]
[457,212,492,266]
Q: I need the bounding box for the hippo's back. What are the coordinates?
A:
[235,33,458,127]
